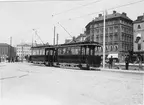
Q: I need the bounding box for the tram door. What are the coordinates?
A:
[86,46,95,66]
[45,48,56,66]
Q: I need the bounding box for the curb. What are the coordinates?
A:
[100,68,144,74]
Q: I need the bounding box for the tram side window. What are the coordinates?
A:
[95,47,97,55]
[71,47,80,55]
[39,49,44,55]
[81,47,84,55]
[63,48,66,55]
[65,47,72,55]
[50,50,53,55]
[86,47,89,55]
[43,49,45,55]
[71,47,75,55]
[58,48,62,55]
[33,49,36,55]
[46,50,49,55]
[36,49,39,55]
[41,49,45,55]
[58,48,66,55]
[39,49,42,55]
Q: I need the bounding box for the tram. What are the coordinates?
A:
[29,41,102,70]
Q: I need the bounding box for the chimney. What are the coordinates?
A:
[122,12,127,16]
[113,10,116,14]
[99,14,102,17]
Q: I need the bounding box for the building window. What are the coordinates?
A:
[114,26,119,32]
[106,46,108,51]
[115,45,118,51]
[138,25,141,29]
[110,46,113,51]
[138,44,141,50]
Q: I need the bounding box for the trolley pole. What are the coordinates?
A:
[103,10,106,68]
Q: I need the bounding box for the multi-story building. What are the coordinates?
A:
[85,11,133,62]
[16,43,31,61]
[0,43,16,62]
[65,34,86,44]
[133,14,144,61]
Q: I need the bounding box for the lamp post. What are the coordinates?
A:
[103,10,106,68]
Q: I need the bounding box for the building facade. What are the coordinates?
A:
[85,11,133,62]
[65,34,86,44]
[0,43,16,62]
[16,43,31,61]
[133,14,144,61]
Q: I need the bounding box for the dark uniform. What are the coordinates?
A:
[109,56,113,69]
[125,55,129,70]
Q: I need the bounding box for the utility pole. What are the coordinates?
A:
[103,10,106,68]
[32,30,33,55]
[10,37,12,62]
[22,45,23,62]
[53,26,56,45]
[56,33,59,45]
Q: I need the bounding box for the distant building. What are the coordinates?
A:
[65,33,86,44]
[85,11,133,62]
[16,43,31,61]
[133,14,144,61]
[0,43,16,62]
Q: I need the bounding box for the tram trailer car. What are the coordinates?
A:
[29,42,102,70]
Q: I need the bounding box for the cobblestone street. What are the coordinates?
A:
[0,62,143,105]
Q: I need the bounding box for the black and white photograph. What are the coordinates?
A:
[0,0,144,105]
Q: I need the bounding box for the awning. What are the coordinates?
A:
[107,54,118,58]
[135,33,141,43]
[136,33,141,38]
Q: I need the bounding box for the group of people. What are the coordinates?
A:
[107,54,143,70]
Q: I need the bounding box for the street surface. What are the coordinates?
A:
[0,62,143,105]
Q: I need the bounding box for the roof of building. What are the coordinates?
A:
[17,43,31,47]
[0,43,10,47]
[133,15,144,23]
[86,11,133,28]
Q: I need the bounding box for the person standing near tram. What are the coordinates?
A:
[125,55,129,70]
[137,54,143,70]
[109,56,113,69]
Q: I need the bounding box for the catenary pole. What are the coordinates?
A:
[10,36,12,61]
[103,10,106,68]
[56,33,59,45]
[32,30,33,55]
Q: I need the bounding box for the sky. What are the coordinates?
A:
[0,0,143,46]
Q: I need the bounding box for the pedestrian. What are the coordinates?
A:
[125,55,129,70]
[137,54,143,70]
[109,56,113,69]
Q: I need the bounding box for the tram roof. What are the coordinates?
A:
[31,42,102,49]
[58,41,102,47]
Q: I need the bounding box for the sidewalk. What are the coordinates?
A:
[99,67,144,74]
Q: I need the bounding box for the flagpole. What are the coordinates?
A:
[103,10,106,68]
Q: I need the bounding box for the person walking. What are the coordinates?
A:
[137,54,143,70]
[109,56,113,69]
[125,55,129,70]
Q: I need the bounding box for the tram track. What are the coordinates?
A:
[0,73,29,80]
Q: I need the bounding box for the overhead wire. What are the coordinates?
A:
[52,0,103,17]
[67,0,144,21]
[0,0,57,2]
